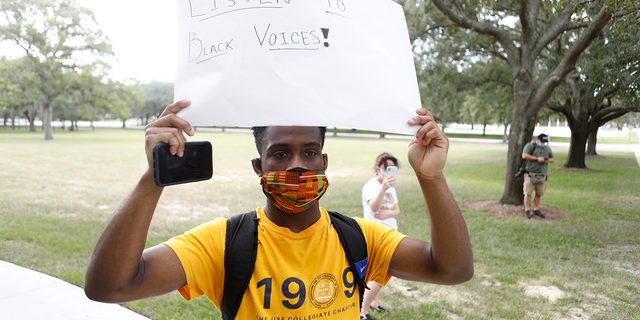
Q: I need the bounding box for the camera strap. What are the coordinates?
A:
[520,143,537,166]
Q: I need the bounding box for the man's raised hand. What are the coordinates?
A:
[144,99,195,169]
[407,108,449,180]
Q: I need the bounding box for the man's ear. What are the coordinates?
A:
[251,158,262,176]
[322,153,328,171]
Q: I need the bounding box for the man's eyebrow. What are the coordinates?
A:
[266,143,290,150]
[266,142,321,150]
[303,142,322,148]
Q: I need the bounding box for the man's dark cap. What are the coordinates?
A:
[538,133,549,143]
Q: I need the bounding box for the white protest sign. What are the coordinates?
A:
[174,0,421,134]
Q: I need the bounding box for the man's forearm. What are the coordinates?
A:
[418,174,473,282]
[85,169,164,299]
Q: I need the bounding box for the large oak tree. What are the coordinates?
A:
[412,0,635,205]
[0,0,112,139]
[546,13,640,168]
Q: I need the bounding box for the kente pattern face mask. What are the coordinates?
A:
[260,169,329,214]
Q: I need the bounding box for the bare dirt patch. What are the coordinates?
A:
[385,277,476,311]
[463,200,573,222]
[524,285,566,302]
[597,245,640,277]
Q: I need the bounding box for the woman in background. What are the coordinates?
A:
[360,153,400,320]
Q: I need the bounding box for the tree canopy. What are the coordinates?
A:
[0,0,148,138]
[546,12,640,168]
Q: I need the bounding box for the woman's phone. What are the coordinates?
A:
[153,141,213,187]
[386,166,397,186]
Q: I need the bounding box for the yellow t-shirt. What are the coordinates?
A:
[164,207,406,319]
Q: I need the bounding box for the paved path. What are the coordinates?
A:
[0,260,150,320]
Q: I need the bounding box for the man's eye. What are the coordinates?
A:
[306,151,318,156]
[273,152,287,157]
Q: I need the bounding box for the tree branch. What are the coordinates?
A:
[531,1,614,109]
[612,7,638,19]
[520,0,541,55]
[593,104,640,123]
[546,102,568,114]
[430,0,520,66]
[547,100,575,127]
[531,2,579,59]
[476,43,509,63]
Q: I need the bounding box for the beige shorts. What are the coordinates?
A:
[524,174,546,196]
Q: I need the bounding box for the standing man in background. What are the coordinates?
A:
[522,134,555,219]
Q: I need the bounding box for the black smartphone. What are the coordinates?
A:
[153,141,213,187]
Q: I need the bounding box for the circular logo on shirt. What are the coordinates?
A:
[309,273,338,308]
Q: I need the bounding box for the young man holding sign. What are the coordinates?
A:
[85,100,473,319]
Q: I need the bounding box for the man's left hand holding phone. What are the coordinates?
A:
[145,99,212,187]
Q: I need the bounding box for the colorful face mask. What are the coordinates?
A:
[260,169,329,214]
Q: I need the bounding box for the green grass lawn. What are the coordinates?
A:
[1,128,638,319]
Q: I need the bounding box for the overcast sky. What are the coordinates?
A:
[1,0,178,83]
[77,0,176,83]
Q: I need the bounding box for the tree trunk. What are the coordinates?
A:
[43,104,53,140]
[564,129,588,168]
[502,120,509,143]
[500,110,537,205]
[500,67,539,206]
[10,110,16,130]
[482,121,487,136]
[24,109,37,132]
[586,128,598,155]
[122,120,126,128]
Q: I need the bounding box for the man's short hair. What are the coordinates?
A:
[537,133,549,143]
[374,152,398,172]
[251,126,327,157]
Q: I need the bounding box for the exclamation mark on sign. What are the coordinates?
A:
[321,28,330,47]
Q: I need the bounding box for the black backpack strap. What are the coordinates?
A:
[222,211,259,320]
[328,211,369,310]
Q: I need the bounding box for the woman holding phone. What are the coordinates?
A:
[360,152,400,320]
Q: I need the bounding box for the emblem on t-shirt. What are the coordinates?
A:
[382,191,394,210]
[309,273,338,308]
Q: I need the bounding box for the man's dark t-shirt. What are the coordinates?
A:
[523,142,553,174]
